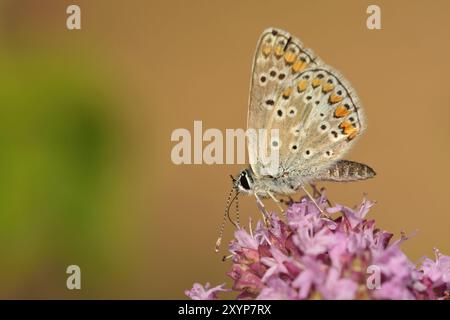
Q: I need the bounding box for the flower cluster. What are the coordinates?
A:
[186,192,450,300]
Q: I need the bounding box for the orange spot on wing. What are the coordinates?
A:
[339,121,352,130]
[312,78,321,88]
[297,79,308,92]
[262,44,272,57]
[334,105,350,118]
[292,60,306,73]
[274,46,284,58]
[322,83,334,93]
[347,130,358,140]
[282,87,292,98]
[284,51,296,64]
[339,121,358,138]
[344,126,357,136]
[329,93,343,104]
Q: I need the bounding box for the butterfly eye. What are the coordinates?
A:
[239,174,250,190]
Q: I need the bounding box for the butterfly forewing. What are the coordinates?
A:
[247,27,365,181]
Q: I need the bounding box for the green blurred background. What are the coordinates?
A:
[0,0,158,298]
[1,0,450,299]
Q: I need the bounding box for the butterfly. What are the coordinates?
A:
[216,27,375,251]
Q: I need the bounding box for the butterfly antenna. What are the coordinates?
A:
[235,192,240,228]
[227,191,240,228]
[215,186,236,253]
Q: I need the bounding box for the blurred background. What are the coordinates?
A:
[0,0,449,299]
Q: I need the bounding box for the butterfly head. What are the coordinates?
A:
[232,168,254,194]
[216,169,251,253]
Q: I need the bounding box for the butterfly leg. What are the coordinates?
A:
[310,183,321,198]
[300,185,331,219]
[254,192,271,226]
[267,191,285,214]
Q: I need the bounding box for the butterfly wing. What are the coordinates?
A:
[247,27,365,181]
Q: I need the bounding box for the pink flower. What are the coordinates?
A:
[187,192,450,300]
[420,249,450,296]
[185,282,227,300]
[373,279,415,300]
[292,256,326,298]
[319,268,358,300]
[260,247,290,282]
[294,226,337,256]
[257,278,297,300]
[234,229,259,250]
[328,196,375,229]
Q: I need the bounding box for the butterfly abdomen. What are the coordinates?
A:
[317,160,376,182]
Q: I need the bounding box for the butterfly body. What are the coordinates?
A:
[235,160,375,198]
[235,166,300,197]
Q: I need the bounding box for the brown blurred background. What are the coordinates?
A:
[0,0,449,299]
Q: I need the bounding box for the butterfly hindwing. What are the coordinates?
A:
[247,27,365,180]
